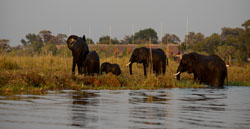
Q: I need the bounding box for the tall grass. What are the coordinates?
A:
[0,55,249,92]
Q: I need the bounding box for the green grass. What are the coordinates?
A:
[0,55,249,92]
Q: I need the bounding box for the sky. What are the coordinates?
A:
[0,0,250,46]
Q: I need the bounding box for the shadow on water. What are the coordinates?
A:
[71,91,100,128]
[176,88,228,129]
[128,90,172,129]
[0,87,250,129]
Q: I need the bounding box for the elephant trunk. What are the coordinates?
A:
[175,66,181,80]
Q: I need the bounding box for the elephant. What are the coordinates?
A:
[126,47,168,76]
[101,62,121,75]
[84,51,100,76]
[67,35,89,75]
[174,52,227,87]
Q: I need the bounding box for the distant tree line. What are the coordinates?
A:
[1,19,249,64]
[182,19,250,64]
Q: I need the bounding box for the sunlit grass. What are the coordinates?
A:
[0,55,249,92]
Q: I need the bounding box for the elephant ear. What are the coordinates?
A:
[66,35,79,50]
[82,35,86,41]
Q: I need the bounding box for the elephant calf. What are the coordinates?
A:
[174,52,227,87]
[84,51,100,76]
[101,62,121,75]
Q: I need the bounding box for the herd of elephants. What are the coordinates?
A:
[67,35,228,87]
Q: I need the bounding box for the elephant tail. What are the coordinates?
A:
[225,67,228,86]
[226,75,228,86]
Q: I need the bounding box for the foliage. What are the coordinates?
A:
[1,55,250,92]
[134,28,158,44]
[162,33,181,44]
[86,38,95,44]
[0,39,10,53]
[98,36,120,44]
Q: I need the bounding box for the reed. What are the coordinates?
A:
[0,55,249,92]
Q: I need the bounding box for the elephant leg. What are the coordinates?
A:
[153,65,159,76]
[143,63,147,76]
[162,61,166,75]
[84,65,87,76]
[72,58,76,75]
[193,74,200,84]
[97,66,100,75]
[77,62,82,75]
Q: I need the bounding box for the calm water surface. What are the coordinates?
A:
[0,87,250,129]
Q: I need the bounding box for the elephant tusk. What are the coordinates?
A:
[173,71,181,76]
[126,62,131,66]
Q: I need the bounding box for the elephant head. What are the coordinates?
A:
[175,52,198,80]
[126,47,149,75]
[66,35,79,50]
[101,62,111,74]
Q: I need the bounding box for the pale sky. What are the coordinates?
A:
[1,0,250,46]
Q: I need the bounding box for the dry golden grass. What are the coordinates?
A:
[0,55,249,92]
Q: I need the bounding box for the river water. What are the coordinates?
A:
[0,87,250,129]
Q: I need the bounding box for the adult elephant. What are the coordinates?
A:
[174,52,227,87]
[101,62,121,75]
[126,47,168,76]
[67,35,89,75]
[84,51,100,76]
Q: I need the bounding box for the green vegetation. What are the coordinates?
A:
[0,55,250,93]
[183,19,250,65]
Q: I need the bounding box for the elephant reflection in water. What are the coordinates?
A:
[129,91,170,128]
[71,92,99,128]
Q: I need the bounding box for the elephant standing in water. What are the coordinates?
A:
[174,52,227,87]
[67,35,89,75]
[127,47,168,76]
[101,62,121,75]
[84,51,100,76]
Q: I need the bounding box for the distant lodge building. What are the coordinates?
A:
[56,43,183,61]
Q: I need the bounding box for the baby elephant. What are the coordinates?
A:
[84,51,100,76]
[101,62,121,75]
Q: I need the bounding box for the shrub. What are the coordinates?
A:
[0,58,19,70]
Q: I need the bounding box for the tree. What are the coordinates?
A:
[86,38,95,44]
[162,33,181,44]
[203,33,222,55]
[238,20,250,62]
[39,30,53,43]
[42,43,57,55]
[134,28,158,44]
[99,36,120,44]
[99,36,111,44]
[242,19,250,29]
[184,32,205,49]
[21,33,43,54]
[55,34,67,44]
[121,35,132,44]
[0,39,10,53]
[216,45,236,65]
[221,27,243,40]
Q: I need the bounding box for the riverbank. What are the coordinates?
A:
[0,55,250,92]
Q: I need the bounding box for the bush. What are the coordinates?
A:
[0,58,19,70]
